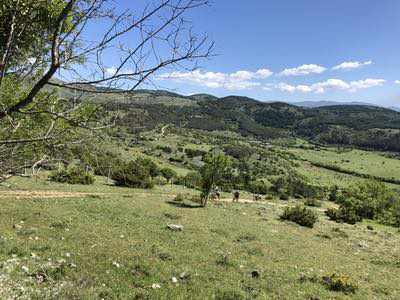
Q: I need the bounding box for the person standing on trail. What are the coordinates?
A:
[214,186,221,201]
[233,190,240,203]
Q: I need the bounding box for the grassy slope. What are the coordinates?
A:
[289,147,400,180]
[0,177,399,299]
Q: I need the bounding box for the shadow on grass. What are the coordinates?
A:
[166,200,203,209]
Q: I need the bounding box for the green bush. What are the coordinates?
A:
[248,180,270,195]
[160,167,177,182]
[326,181,399,226]
[280,205,318,228]
[182,171,202,189]
[325,203,362,225]
[49,165,95,185]
[111,159,154,189]
[322,273,358,294]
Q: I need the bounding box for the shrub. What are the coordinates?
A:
[49,165,95,185]
[325,204,362,225]
[326,181,400,227]
[304,198,322,207]
[322,273,358,294]
[248,180,270,195]
[280,205,318,228]
[111,159,154,188]
[184,148,207,158]
[279,193,289,200]
[136,157,160,177]
[182,171,202,189]
[160,167,177,182]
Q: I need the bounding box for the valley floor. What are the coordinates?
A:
[0,176,399,299]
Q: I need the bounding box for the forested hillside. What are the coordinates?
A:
[94,89,400,151]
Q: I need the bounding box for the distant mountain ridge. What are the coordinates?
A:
[290,100,379,108]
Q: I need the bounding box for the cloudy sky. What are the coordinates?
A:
[101,1,400,106]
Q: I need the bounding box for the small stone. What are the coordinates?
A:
[167,224,183,231]
[180,272,190,280]
[21,266,29,273]
[69,263,77,268]
[358,241,368,249]
[65,252,71,258]
[251,270,260,278]
[152,283,161,289]
[112,261,120,268]
[120,235,124,238]
[171,277,178,284]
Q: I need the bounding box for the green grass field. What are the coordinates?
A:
[289,147,400,181]
[1,176,399,299]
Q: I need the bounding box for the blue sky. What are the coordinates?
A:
[149,0,400,106]
[82,1,400,106]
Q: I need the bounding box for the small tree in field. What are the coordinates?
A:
[200,152,231,207]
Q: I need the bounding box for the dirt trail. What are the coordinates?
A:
[0,190,104,199]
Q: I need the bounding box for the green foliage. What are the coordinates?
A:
[0,0,72,69]
[111,159,154,189]
[327,181,400,226]
[160,167,177,182]
[325,204,362,225]
[223,144,255,160]
[200,152,231,206]
[184,148,207,158]
[272,173,324,199]
[181,171,202,189]
[280,205,318,228]
[49,165,95,185]
[248,180,270,195]
[322,273,358,294]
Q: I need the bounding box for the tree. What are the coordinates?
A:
[200,152,231,207]
[0,0,213,179]
[160,167,177,182]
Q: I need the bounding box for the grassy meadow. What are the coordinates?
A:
[1,175,400,299]
[1,132,400,299]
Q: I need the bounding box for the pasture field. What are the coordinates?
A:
[1,176,400,299]
[288,146,400,181]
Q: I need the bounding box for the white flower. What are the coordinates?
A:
[152,283,161,289]
[21,266,29,273]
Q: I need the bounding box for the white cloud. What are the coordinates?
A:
[395,80,400,85]
[157,68,272,90]
[279,64,326,77]
[332,60,372,71]
[348,78,385,91]
[276,83,296,93]
[276,78,385,94]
